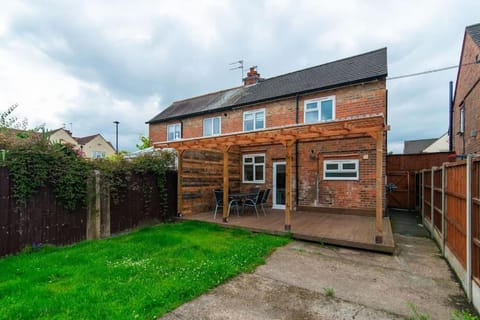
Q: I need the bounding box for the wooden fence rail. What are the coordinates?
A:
[0,168,177,257]
[418,156,479,307]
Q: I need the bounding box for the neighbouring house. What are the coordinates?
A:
[148,48,388,242]
[47,128,115,159]
[47,128,79,146]
[74,134,115,159]
[403,133,449,154]
[452,23,480,155]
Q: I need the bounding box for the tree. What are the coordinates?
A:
[136,135,150,150]
[0,103,28,130]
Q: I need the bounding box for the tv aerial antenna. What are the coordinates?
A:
[229,60,244,82]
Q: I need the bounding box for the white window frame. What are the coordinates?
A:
[242,153,265,183]
[243,108,266,131]
[203,116,221,137]
[92,151,106,159]
[304,96,336,124]
[323,159,359,181]
[167,123,181,141]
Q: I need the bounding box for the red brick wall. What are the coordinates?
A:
[149,79,386,144]
[453,32,480,154]
[297,137,379,210]
[152,78,387,214]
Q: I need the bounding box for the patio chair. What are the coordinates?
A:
[260,188,271,215]
[243,189,265,218]
[213,189,239,219]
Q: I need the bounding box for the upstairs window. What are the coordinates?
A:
[203,117,221,137]
[243,109,265,131]
[304,96,335,123]
[323,159,359,181]
[243,154,265,183]
[167,123,181,141]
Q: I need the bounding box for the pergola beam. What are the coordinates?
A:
[283,139,295,231]
[154,115,386,150]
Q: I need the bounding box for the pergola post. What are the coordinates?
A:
[177,149,185,216]
[375,131,384,243]
[284,139,295,231]
[222,148,230,222]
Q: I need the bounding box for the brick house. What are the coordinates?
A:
[453,23,480,155]
[148,48,388,242]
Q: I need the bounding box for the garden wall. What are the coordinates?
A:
[0,167,177,257]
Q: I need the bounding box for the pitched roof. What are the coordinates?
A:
[74,134,98,145]
[148,48,387,123]
[466,23,480,47]
[46,128,71,136]
[403,138,437,154]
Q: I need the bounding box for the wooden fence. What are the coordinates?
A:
[418,156,480,303]
[387,152,452,210]
[0,167,177,257]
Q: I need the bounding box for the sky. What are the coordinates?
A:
[0,0,479,153]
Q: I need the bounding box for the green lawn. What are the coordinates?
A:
[0,221,290,319]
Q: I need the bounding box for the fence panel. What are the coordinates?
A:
[1,168,177,257]
[0,167,86,257]
[433,168,443,233]
[472,159,480,284]
[445,163,467,267]
[110,171,177,234]
[423,170,432,222]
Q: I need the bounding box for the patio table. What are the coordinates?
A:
[228,192,257,216]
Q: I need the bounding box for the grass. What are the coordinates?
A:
[323,287,335,299]
[0,221,290,320]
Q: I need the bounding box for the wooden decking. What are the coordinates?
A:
[182,209,395,253]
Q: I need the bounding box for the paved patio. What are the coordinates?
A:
[182,209,395,253]
[161,211,472,320]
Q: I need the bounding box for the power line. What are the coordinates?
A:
[386,60,479,81]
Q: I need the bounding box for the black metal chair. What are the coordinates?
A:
[213,189,239,219]
[244,189,265,218]
[260,188,271,215]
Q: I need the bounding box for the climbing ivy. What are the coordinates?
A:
[3,140,91,210]
[93,151,175,211]
[1,135,175,213]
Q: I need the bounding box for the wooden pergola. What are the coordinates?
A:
[155,114,387,243]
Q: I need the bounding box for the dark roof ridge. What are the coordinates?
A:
[466,22,480,29]
[261,47,387,82]
[173,86,243,104]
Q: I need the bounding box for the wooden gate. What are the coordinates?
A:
[387,171,414,209]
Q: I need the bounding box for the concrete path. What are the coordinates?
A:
[161,212,471,319]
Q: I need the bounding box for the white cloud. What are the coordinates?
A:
[0,0,479,152]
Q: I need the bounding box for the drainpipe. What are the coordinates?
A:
[295,95,299,208]
[449,81,453,152]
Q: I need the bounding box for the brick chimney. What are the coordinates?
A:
[243,66,262,86]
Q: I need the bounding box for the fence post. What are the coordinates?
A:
[87,170,101,240]
[100,179,111,238]
[442,163,446,256]
[431,167,435,235]
[466,155,472,301]
[421,170,425,226]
